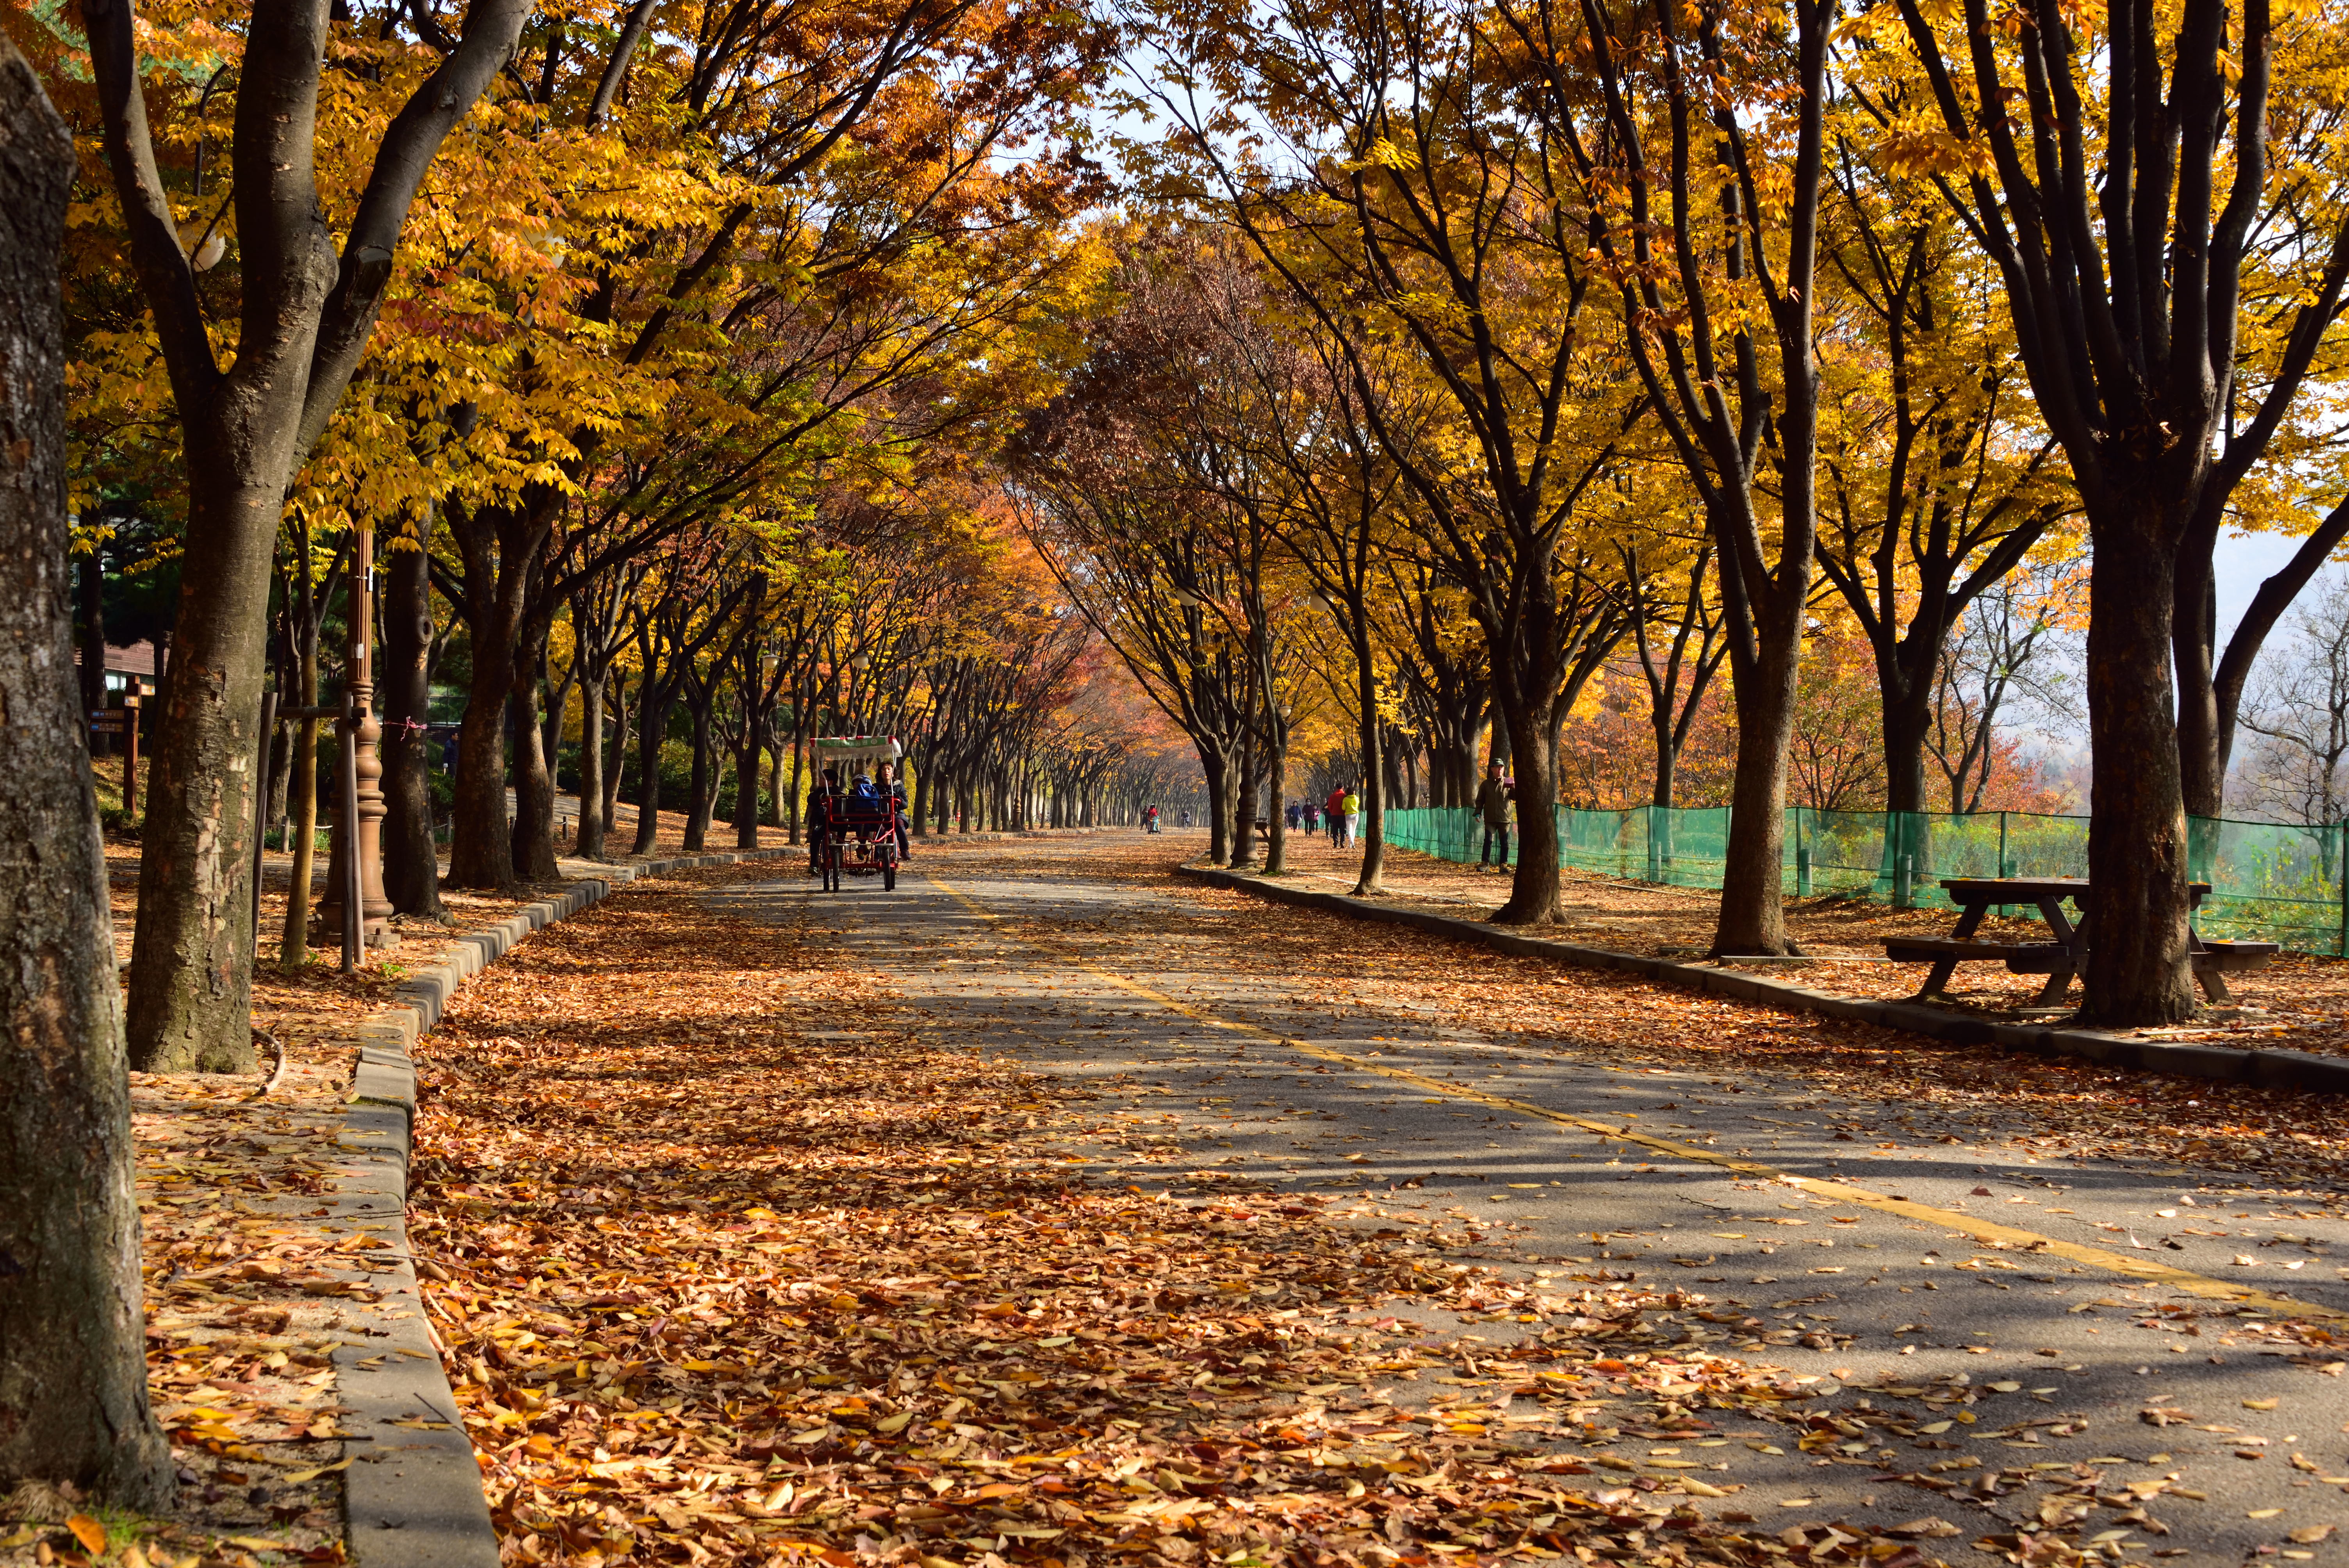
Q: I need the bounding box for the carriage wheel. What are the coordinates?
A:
[827,842,843,892]
[883,852,897,892]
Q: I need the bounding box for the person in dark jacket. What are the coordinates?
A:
[806,766,846,874]
[876,760,911,858]
[1475,760,1515,871]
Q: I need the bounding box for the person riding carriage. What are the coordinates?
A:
[807,736,907,891]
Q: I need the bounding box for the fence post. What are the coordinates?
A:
[1997,811,2010,916]
[1896,853,1913,909]
[2337,819,2347,959]
[1795,807,1811,897]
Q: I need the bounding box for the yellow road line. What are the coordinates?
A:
[922,873,2347,1324]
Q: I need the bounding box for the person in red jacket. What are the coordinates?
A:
[1324,784,1347,845]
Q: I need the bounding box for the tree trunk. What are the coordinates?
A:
[539,656,574,786]
[1265,740,1288,874]
[1712,609,1803,955]
[732,713,762,849]
[124,412,280,1069]
[449,623,515,888]
[87,0,532,1075]
[1650,709,1677,811]
[1228,730,1257,870]
[682,699,714,852]
[601,671,628,835]
[506,625,558,880]
[2081,504,2196,1025]
[279,607,322,971]
[786,721,805,846]
[766,719,784,830]
[264,602,294,830]
[2175,554,2227,818]
[0,46,175,1502]
[631,688,668,855]
[574,675,606,859]
[1493,700,1563,925]
[378,540,441,917]
[77,541,105,745]
[445,501,549,891]
[1880,663,1932,816]
[1201,751,1230,864]
[1353,624,1385,895]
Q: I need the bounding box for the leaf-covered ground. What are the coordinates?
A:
[1253,832,2349,1057]
[408,866,1967,1568]
[0,805,735,1567]
[1177,836,2349,1194]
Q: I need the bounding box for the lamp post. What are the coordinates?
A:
[321,522,390,958]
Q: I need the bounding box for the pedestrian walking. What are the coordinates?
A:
[1475,759,1514,871]
[1341,784,1362,848]
[1324,784,1346,844]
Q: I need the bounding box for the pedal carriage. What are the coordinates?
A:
[812,735,906,893]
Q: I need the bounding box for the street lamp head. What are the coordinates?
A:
[1171,586,1201,609]
[850,653,872,673]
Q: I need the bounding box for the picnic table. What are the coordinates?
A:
[1882,876,2277,1007]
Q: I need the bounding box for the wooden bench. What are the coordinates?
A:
[1881,937,2073,973]
[2188,938,2279,1002]
[1879,877,2096,1006]
[1882,875,2278,1008]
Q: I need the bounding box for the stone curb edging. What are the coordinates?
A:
[331,849,797,1567]
[920,827,1127,842]
[1175,864,2349,1099]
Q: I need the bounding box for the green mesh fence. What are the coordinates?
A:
[1381,805,2349,955]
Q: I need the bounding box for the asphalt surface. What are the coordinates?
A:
[709,839,2349,1565]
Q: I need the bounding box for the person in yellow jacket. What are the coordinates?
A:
[1340,786,1362,848]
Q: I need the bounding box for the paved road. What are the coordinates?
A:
[710,843,2349,1565]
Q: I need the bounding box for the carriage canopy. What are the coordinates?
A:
[816,734,903,767]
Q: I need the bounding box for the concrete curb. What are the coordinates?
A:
[1175,864,2349,1099]
[333,849,795,1567]
[920,827,1128,842]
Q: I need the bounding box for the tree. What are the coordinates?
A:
[1136,0,1647,923]
[2235,579,2349,830]
[379,521,444,917]
[1624,542,1730,811]
[1788,622,1887,812]
[0,35,173,1505]
[1813,153,2071,813]
[1883,0,2349,1022]
[1545,0,1837,954]
[1928,558,2083,815]
[73,0,533,1069]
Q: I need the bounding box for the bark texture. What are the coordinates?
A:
[379,540,441,917]
[86,0,532,1064]
[0,41,175,1503]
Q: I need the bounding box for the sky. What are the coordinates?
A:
[2025,532,2346,793]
